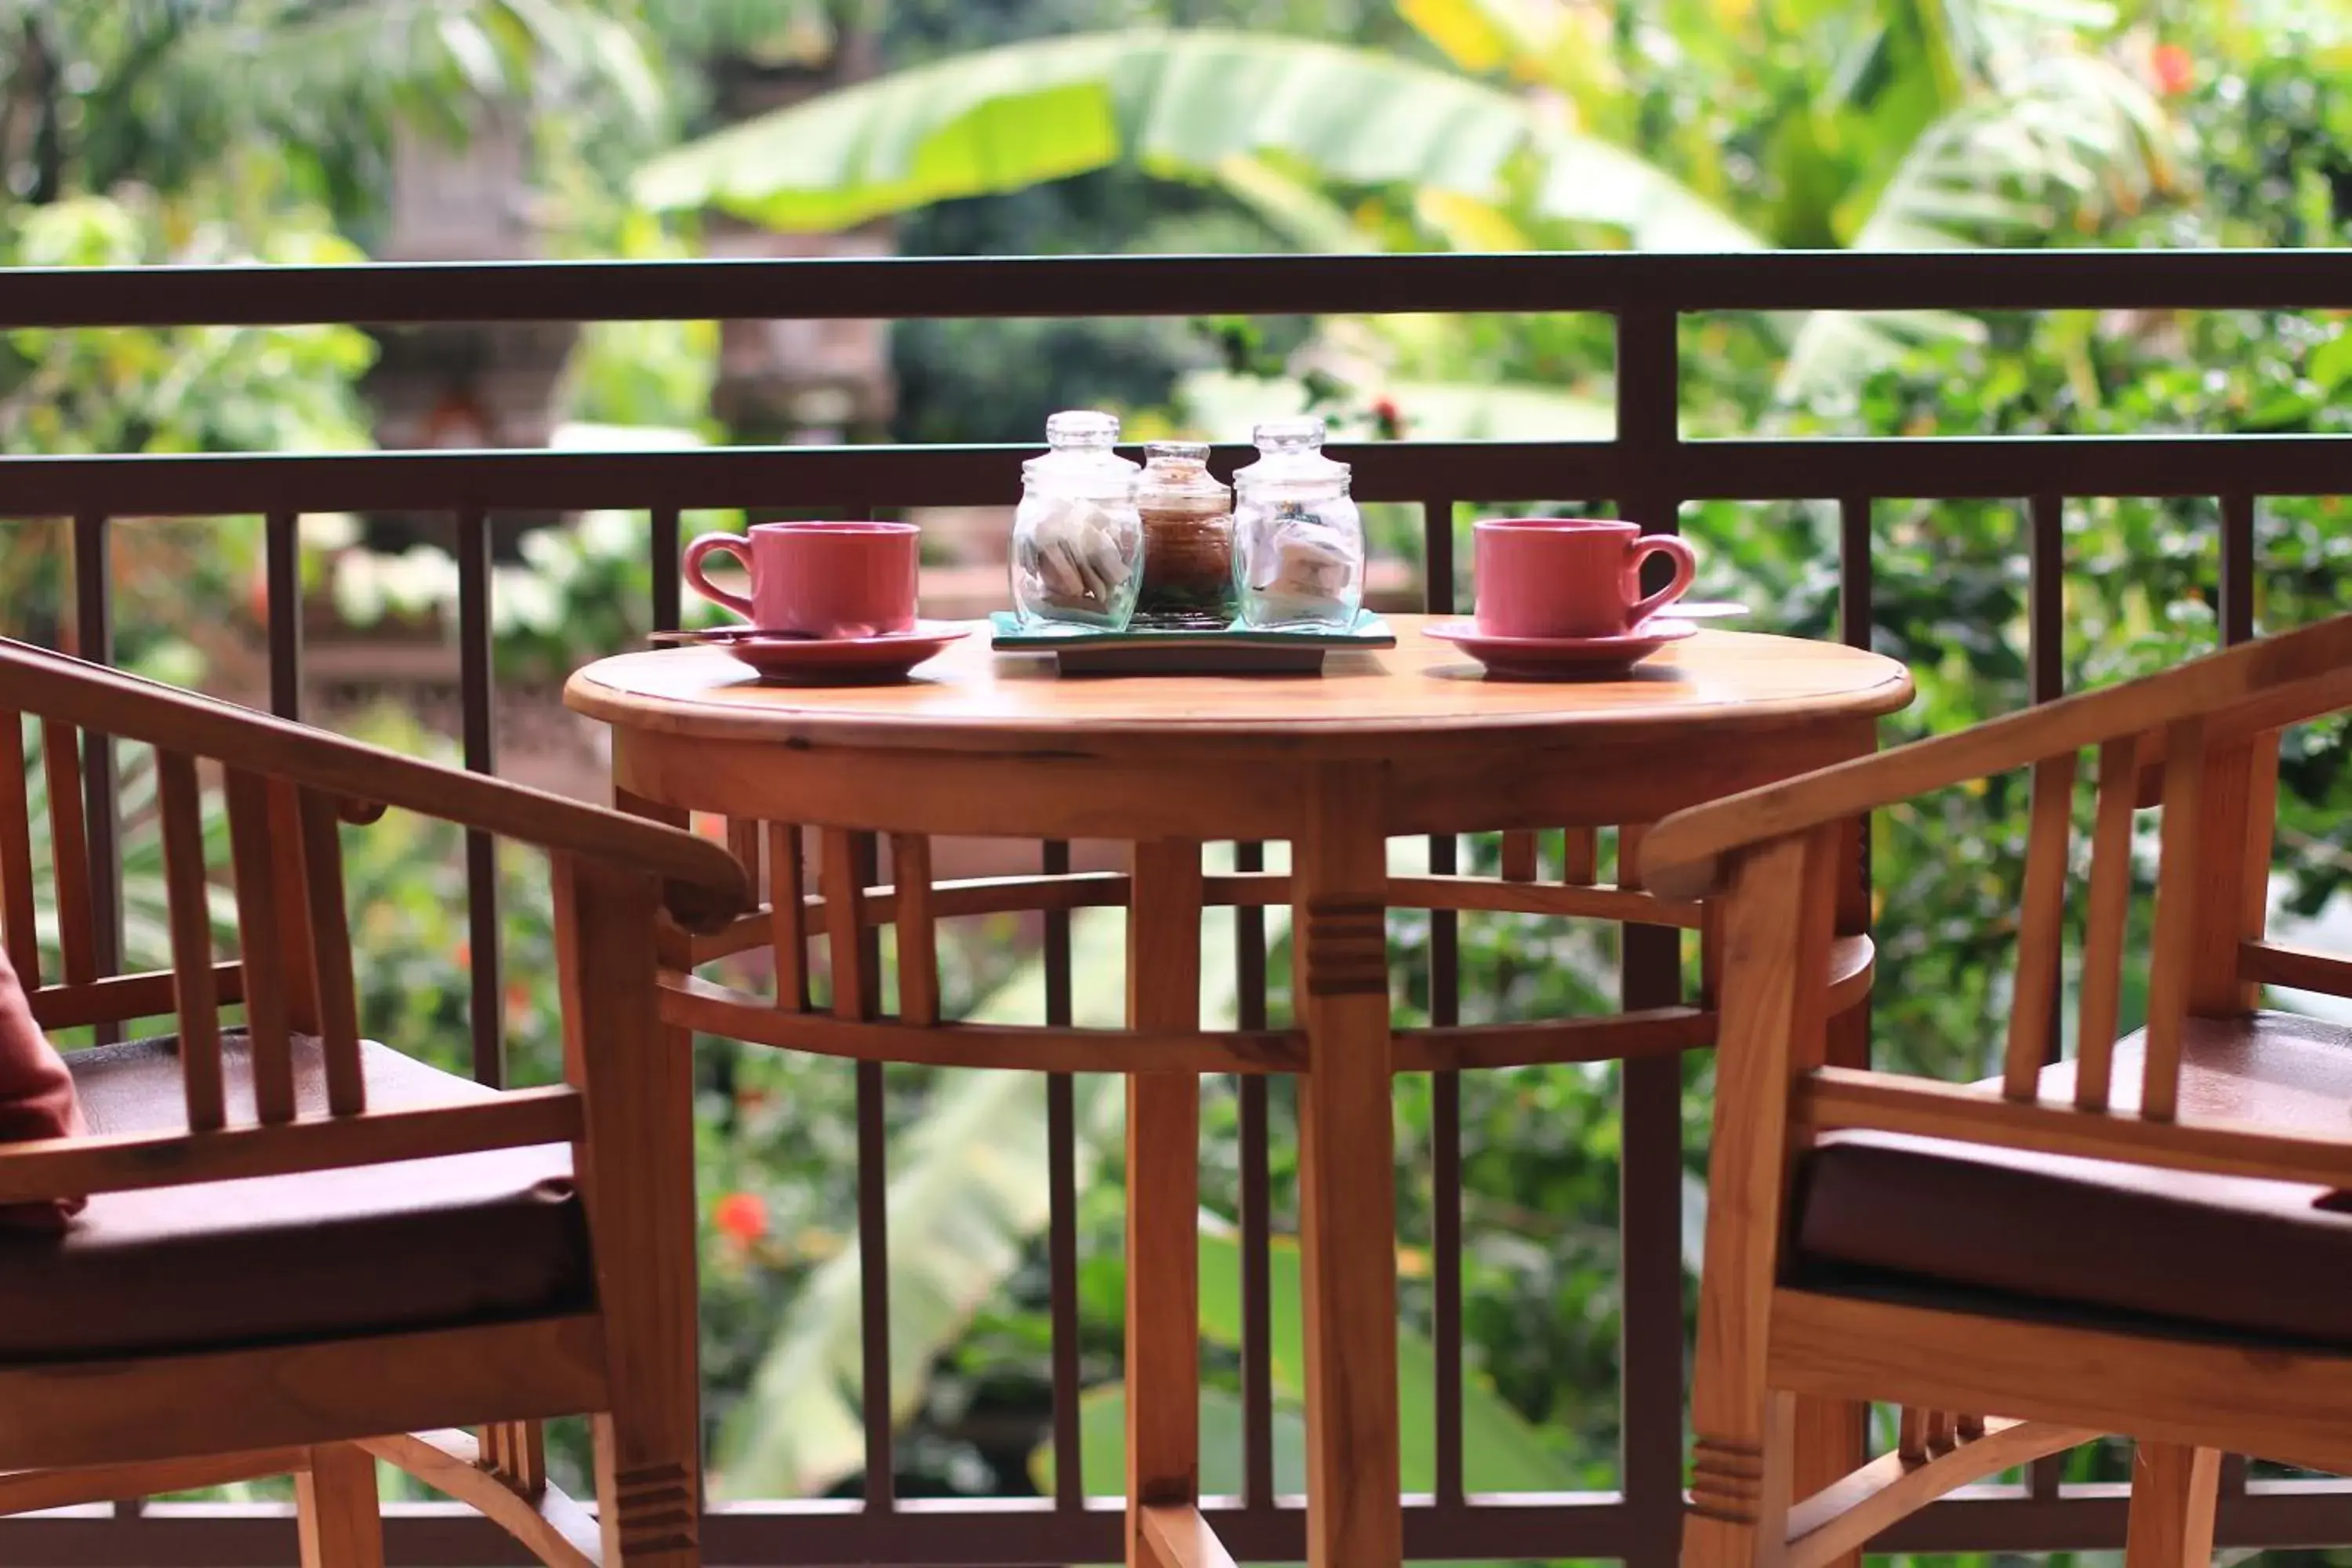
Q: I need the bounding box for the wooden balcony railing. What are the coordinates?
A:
[2,249,2349,1566]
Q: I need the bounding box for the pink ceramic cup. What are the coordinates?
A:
[683,521,920,639]
[1472,518,1697,639]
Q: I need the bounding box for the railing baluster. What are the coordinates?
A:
[652,505,684,635]
[2024,494,2071,1506]
[1047,1062,1084,1511]
[1044,837,1082,1508]
[2217,487,2256,1504]
[157,750,223,1132]
[266,510,304,719]
[2028,492,2066,706]
[457,506,503,1088]
[1616,302,1687,1568]
[71,514,121,1014]
[2221,492,2256,645]
[1236,839,1276,1512]
[1421,491,1468,1512]
[1431,1053,1465,1511]
[824,828,895,1508]
[856,1062,894,1509]
[1838,495,1874,652]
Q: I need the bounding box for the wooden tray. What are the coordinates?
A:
[988,611,1396,673]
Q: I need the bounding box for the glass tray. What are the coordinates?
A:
[988,611,1396,674]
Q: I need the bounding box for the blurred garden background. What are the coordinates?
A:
[8,0,2352,1562]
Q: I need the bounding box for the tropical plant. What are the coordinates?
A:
[637,0,2183,397]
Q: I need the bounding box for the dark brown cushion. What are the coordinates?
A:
[0,1033,593,1362]
[1795,1011,2352,1347]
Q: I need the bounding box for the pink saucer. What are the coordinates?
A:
[655,622,969,684]
[1425,619,1697,681]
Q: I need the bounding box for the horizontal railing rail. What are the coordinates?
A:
[0,249,2342,1568]
[0,434,2346,514]
[6,246,2352,325]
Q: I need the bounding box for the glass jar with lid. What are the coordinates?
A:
[1010,410,1143,631]
[1133,441,1236,629]
[1231,417,1364,630]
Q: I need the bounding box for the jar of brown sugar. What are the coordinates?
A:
[1134,441,1236,629]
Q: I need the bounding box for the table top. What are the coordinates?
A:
[568,616,1912,758]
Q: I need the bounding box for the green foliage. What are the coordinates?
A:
[0,0,663,227]
[0,194,374,456]
[1058,1226,1577,1515]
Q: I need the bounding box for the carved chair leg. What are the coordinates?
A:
[296,1444,383,1568]
[1686,1396,1796,1568]
[2125,1443,2220,1568]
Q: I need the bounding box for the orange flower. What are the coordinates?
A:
[713,1191,768,1245]
[2151,42,2194,96]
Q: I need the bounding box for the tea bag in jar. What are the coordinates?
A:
[1023,496,1132,612]
[1011,412,1143,630]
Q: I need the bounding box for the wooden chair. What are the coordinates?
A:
[0,637,748,1566]
[1646,609,2352,1568]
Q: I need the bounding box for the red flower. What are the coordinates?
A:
[2151,43,2194,96]
[713,1191,768,1245]
[1370,397,1407,440]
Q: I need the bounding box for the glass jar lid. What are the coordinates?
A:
[1138,441,1227,507]
[1233,416,1349,495]
[1143,439,1211,469]
[1023,408,1138,494]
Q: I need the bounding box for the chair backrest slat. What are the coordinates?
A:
[156,749,227,1131]
[266,780,324,1034]
[2140,717,2209,1122]
[297,788,365,1117]
[2073,735,2143,1112]
[2002,751,2078,1101]
[0,716,40,989]
[39,720,95,985]
[2184,735,2278,1016]
[224,768,296,1123]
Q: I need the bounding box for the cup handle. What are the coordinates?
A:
[682,534,757,622]
[1628,535,1698,625]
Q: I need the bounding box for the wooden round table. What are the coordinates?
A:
[568,616,1912,1568]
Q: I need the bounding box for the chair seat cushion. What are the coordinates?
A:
[1795,1011,2352,1347]
[0,1033,593,1362]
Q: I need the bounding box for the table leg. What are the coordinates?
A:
[1127,839,1203,1567]
[1294,764,1401,1568]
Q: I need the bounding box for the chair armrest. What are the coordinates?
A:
[1644,612,2352,899]
[1,638,750,931]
